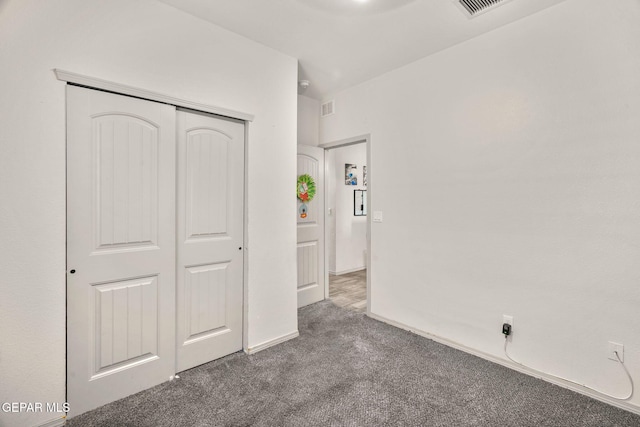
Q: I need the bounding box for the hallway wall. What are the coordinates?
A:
[298,95,320,146]
[327,144,368,274]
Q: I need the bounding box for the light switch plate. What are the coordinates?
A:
[373,211,383,222]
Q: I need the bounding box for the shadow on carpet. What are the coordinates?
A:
[67,301,640,426]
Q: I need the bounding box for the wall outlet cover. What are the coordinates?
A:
[503,315,513,326]
[607,342,624,362]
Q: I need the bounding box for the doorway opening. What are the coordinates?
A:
[320,135,371,315]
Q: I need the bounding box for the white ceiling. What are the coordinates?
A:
[158,0,566,99]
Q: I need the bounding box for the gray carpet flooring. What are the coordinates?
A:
[67,301,640,426]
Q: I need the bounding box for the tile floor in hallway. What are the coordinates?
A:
[329,269,367,313]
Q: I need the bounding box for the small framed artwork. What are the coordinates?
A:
[345,164,357,185]
[363,166,367,186]
[354,190,367,216]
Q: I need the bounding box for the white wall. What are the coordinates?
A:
[321,0,640,412]
[0,1,298,426]
[328,144,367,274]
[297,95,320,146]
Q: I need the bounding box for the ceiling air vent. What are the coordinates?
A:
[455,0,512,18]
[321,100,335,117]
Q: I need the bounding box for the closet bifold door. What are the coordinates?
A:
[175,108,244,373]
[66,85,177,417]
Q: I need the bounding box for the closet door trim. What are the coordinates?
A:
[54,69,255,122]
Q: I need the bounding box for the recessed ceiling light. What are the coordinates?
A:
[297,0,416,16]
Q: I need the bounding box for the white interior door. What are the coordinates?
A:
[297,145,325,308]
[66,86,177,416]
[176,109,244,372]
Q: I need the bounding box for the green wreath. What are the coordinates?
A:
[297,174,316,202]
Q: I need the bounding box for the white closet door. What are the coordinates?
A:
[66,86,177,417]
[175,109,244,372]
[297,145,325,308]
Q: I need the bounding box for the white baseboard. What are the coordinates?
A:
[333,266,366,276]
[367,312,640,416]
[36,416,66,427]
[245,330,299,355]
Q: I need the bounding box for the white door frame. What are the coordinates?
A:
[56,70,254,372]
[319,134,371,315]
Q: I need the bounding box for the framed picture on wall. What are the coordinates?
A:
[345,163,357,185]
[354,190,367,216]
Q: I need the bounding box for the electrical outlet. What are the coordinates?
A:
[607,342,624,362]
[503,315,513,327]
[502,315,513,337]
